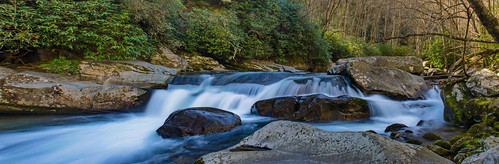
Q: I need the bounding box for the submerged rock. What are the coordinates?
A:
[329,61,428,99]
[422,132,442,141]
[79,60,178,89]
[251,94,370,122]
[0,71,147,112]
[385,123,408,132]
[197,121,452,164]
[150,47,189,71]
[156,107,241,138]
[466,69,499,97]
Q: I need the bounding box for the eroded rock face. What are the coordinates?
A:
[240,60,302,72]
[183,55,227,71]
[79,60,178,89]
[150,47,189,71]
[466,69,499,97]
[331,56,424,74]
[1,71,147,112]
[330,61,428,99]
[251,94,369,122]
[156,107,241,138]
[198,121,453,164]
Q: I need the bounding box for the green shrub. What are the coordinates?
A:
[39,56,79,75]
[1,0,156,61]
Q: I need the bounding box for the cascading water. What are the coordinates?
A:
[0,72,445,163]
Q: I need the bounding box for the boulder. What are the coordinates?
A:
[466,69,499,97]
[442,82,499,127]
[0,66,16,80]
[329,61,428,99]
[239,60,302,72]
[331,56,424,74]
[251,94,370,122]
[183,55,227,71]
[197,121,453,164]
[150,47,189,71]
[79,60,178,89]
[462,137,498,164]
[384,123,408,132]
[0,71,147,112]
[156,107,241,138]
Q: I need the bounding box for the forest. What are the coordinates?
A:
[1,0,497,73]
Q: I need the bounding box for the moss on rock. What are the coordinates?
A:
[433,140,451,150]
[423,132,442,140]
[406,138,422,145]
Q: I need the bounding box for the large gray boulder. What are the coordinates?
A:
[198,121,453,164]
[466,69,499,97]
[150,47,189,71]
[0,71,146,112]
[251,94,369,122]
[332,56,424,74]
[240,60,302,72]
[329,60,428,99]
[79,60,178,89]
[157,107,241,138]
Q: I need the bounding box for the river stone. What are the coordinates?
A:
[156,107,241,138]
[466,69,499,97]
[183,55,227,71]
[329,56,424,74]
[79,60,178,89]
[1,71,147,112]
[251,94,370,122]
[329,60,428,99]
[197,121,453,164]
[240,60,302,72]
[150,47,189,71]
[462,136,499,164]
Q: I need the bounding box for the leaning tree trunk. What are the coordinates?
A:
[467,0,499,43]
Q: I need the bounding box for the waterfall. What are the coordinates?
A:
[0,72,445,164]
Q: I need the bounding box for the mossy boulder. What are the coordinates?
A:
[428,145,452,156]
[423,132,442,140]
[433,140,451,150]
[407,138,422,145]
[442,82,499,127]
[465,69,499,97]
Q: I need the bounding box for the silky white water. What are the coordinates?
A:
[0,72,445,163]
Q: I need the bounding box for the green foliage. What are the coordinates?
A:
[1,0,156,60]
[324,32,412,61]
[39,56,79,75]
[421,36,460,69]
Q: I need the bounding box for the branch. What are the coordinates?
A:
[375,33,497,43]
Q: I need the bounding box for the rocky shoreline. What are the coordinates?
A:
[0,52,497,163]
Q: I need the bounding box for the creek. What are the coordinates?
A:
[0,72,445,163]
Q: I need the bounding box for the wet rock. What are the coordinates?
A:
[462,146,499,164]
[366,130,377,134]
[329,61,428,99]
[407,138,422,145]
[433,140,452,150]
[150,47,189,71]
[197,121,452,164]
[0,66,16,80]
[184,55,227,71]
[79,60,178,89]
[156,107,241,138]
[0,71,146,112]
[385,123,408,132]
[329,56,424,75]
[417,120,425,126]
[465,69,499,97]
[422,132,442,141]
[251,94,370,122]
[427,145,451,156]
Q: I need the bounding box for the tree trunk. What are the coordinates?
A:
[467,0,499,42]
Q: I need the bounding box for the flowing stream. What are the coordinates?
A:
[0,72,445,163]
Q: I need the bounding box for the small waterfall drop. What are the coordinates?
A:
[0,72,445,164]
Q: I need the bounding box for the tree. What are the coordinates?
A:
[466,0,499,42]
